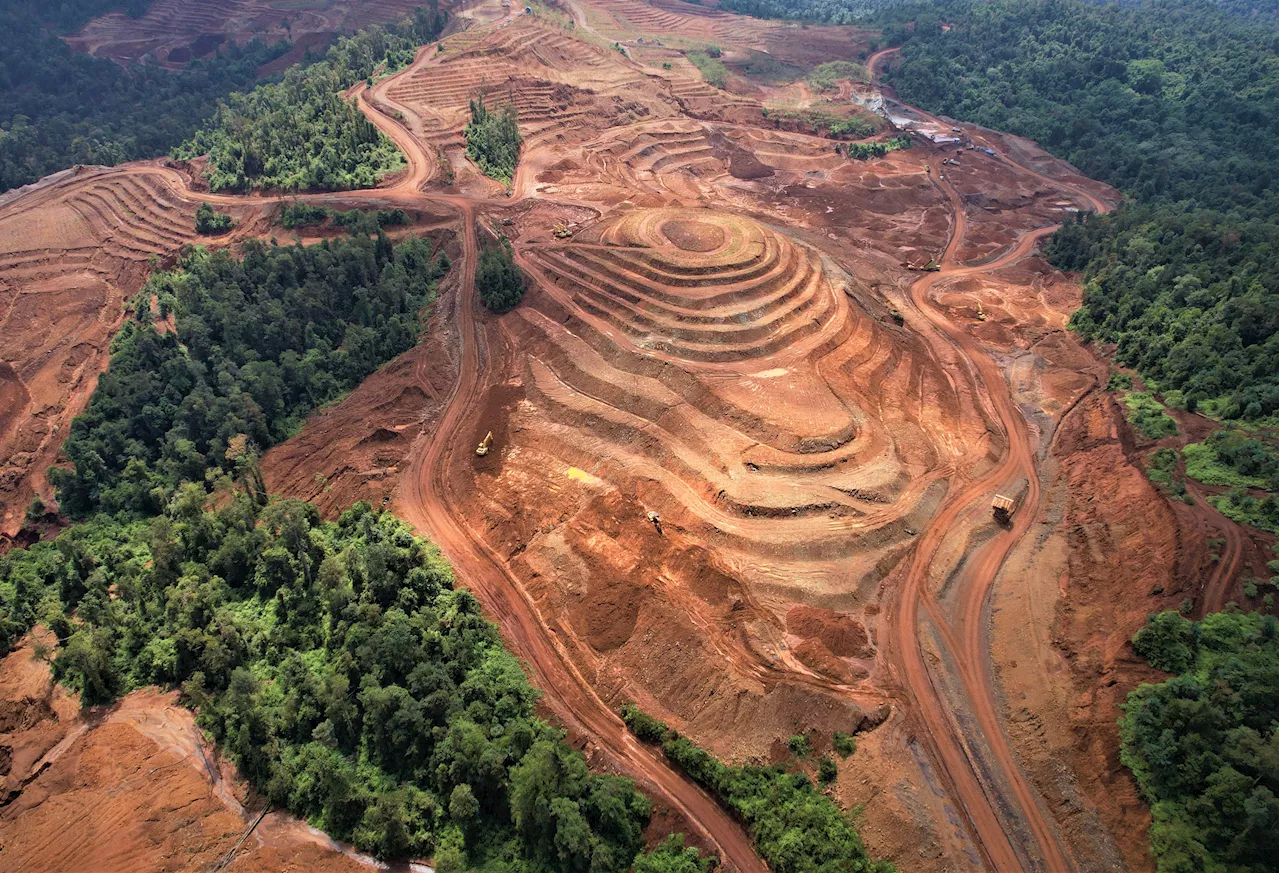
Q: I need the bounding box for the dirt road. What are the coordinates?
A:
[0,31,1125,873]
[870,47,1115,873]
[1189,480,1246,614]
[351,77,773,873]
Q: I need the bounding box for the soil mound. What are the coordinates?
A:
[0,636,369,873]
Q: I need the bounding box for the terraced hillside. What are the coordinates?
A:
[0,167,267,537]
[65,0,435,64]
[5,3,1271,873]
[381,16,663,177]
[448,204,978,765]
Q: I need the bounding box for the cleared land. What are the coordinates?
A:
[64,0,443,66]
[1,3,1273,873]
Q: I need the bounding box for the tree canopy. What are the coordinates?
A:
[52,234,448,516]
[175,8,446,192]
[464,97,523,183]
[1122,611,1278,873]
[476,238,527,313]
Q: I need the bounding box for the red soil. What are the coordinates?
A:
[63,0,470,67]
[0,634,376,873]
[2,7,1271,873]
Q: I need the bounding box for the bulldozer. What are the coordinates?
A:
[476,431,494,456]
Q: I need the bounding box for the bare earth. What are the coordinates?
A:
[0,3,1273,872]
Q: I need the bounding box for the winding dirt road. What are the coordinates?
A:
[1190,480,1246,614]
[352,67,774,873]
[872,44,1115,873]
[0,36,1132,873]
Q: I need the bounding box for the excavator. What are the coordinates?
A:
[476,431,494,456]
[646,511,663,535]
[903,258,941,272]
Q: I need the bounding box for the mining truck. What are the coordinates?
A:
[992,478,1029,525]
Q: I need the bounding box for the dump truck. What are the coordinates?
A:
[992,478,1028,525]
[476,431,494,456]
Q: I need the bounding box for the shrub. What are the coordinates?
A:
[818,756,838,784]
[808,60,869,91]
[832,731,856,758]
[195,202,235,234]
[279,201,331,228]
[687,51,728,89]
[621,704,671,743]
[1122,392,1178,439]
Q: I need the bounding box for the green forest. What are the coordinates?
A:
[1122,611,1277,873]
[0,496,703,869]
[714,0,883,25]
[0,0,286,192]
[177,66,402,191]
[0,230,720,869]
[622,706,894,873]
[465,97,523,183]
[52,234,448,517]
[840,135,911,160]
[174,9,445,191]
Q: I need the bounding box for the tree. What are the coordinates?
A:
[195,202,235,234]
[464,96,522,182]
[476,238,527,313]
[448,783,479,822]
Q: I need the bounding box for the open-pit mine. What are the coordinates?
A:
[1,2,1270,872]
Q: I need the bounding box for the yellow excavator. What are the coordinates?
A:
[476,431,494,456]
